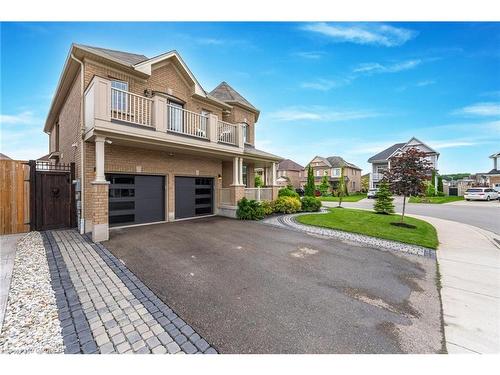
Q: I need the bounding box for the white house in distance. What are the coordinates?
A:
[367,137,439,189]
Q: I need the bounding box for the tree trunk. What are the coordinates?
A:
[401,194,406,223]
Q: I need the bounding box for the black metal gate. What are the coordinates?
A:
[449,187,458,196]
[29,160,76,231]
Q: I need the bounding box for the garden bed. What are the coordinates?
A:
[408,196,464,204]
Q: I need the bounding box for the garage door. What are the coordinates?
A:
[107,174,165,227]
[175,177,213,219]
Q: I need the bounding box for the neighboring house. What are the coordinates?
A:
[276,159,304,189]
[0,153,12,160]
[484,152,500,191]
[44,43,282,241]
[302,156,362,193]
[367,137,439,189]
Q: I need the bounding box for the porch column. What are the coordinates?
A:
[239,157,244,186]
[91,136,109,242]
[94,136,106,183]
[271,162,279,200]
[232,156,239,185]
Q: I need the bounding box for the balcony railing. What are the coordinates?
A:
[219,188,231,205]
[166,104,208,139]
[85,76,245,149]
[372,173,385,181]
[217,120,237,145]
[111,87,153,127]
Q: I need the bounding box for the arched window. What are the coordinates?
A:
[242,123,248,144]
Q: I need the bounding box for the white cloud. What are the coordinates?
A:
[195,37,225,45]
[416,80,436,87]
[300,78,350,91]
[427,140,479,149]
[453,102,500,117]
[268,106,380,122]
[0,111,39,125]
[301,23,417,47]
[353,59,422,74]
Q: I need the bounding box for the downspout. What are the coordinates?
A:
[70,53,86,234]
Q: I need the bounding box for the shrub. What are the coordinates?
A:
[301,196,322,212]
[425,180,437,197]
[278,187,299,198]
[374,180,395,214]
[254,175,264,188]
[273,196,301,214]
[261,200,274,215]
[236,197,265,220]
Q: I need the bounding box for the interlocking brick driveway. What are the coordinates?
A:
[43,230,216,354]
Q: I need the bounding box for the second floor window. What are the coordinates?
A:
[168,100,184,133]
[332,168,341,177]
[111,80,129,113]
[242,123,249,144]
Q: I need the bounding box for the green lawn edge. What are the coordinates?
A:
[296,208,438,249]
[408,196,464,204]
[319,194,366,202]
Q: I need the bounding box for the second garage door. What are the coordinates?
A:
[175,177,214,219]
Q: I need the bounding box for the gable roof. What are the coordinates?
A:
[0,152,12,160]
[367,143,406,163]
[309,155,332,167]
[278,159,304,171]
[210,82,259,115]
[367,137,439,163]
[75,44,148,66]
[326,156,361,170]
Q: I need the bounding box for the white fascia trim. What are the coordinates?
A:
[133,51,206,97]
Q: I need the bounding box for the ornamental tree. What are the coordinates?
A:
[254,174,264,188]
[337,167,346,208]
[373,180,395,214]
[319,174,330,196]
[384,147,433,223]
[304,165,315,197]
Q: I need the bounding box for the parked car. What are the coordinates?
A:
[295,188,305,197]
[493,183,500,193]
[367,188,379,199]
[464,188,499,201]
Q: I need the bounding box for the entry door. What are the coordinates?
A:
[175,177,213,219]
[36,172,71,230]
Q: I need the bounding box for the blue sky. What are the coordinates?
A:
[1,22,499,173]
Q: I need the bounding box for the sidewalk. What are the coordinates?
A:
[409,214,500,353]
[0,233,24,333]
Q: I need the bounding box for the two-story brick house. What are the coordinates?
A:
[276,159,304,189]
[44,44,282,241]
[302,156,362,193]
[367,137,439,189]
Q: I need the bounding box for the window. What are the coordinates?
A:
[316,170,320,177]
[332,168,341,177]
[283,170,287,177]
[199,110,210,137]
[242,165,248,187]
[168,100,184,132]
[111,80,129,113]
[242,123,249,144]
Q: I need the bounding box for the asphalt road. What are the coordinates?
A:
[324,198,500,235]
[105,217,443,354]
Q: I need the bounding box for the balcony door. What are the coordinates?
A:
[168,101,184,133]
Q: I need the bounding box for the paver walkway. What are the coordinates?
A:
[0,233,24,333]
[43,230,216,354]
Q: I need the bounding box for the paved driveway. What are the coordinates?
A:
[105,217,443,354]
[325,197,500,234]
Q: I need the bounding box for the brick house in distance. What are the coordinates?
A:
[43,44,282,241]
[302,156,362,194]
[276,159,304,189]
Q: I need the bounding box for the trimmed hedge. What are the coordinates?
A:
[237,198,265,220]
[301,196,322,212]
[274,196,301,214]
[278,187,300,199]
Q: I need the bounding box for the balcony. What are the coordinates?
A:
[372,173,385,182]
[84,76,244,151]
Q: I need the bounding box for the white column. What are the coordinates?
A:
[272,162,277,186]
[232,156,239,185]
[94,136,106,183]
[239,157,244,186]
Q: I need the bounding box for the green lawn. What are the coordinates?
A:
[408,196,464,204]
[319,194,366,202]
[296,208,438,249]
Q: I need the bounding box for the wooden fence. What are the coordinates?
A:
[0,160,30,235]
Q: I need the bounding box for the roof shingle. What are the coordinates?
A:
[278,159,304,171]
[209,82,258,111]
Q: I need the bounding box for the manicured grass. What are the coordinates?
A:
[408,196,464,204]
[296,208,438,249]
[319,194,366,202]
